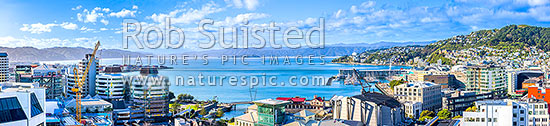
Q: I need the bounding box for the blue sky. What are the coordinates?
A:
[0,0,549,53]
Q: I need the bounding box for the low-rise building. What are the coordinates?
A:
[442,89,495,116]
[66,95,113,114]
[424,74,456,89]
[394,81,442,111]
[403,101,422,119]
[233,99,290,126]
[462,99,549,126]
[0,82,46,126]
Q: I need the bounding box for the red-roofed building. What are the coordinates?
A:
[307,95,326,110]
[276,96,326,111]
[527,86,550,104]
[276,97,306,103]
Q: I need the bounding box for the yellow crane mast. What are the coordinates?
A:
[71,41,100,122]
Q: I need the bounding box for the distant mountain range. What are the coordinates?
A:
[1,47,148,62]
[3,41,434,62]
[186,41,434,57]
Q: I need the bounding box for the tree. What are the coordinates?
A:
[419,116,433,122]
[420,110,435,117]
[437,109,452,120]
[170,103,182,113]
[390,79,405,90]
[465,106,477,112]
[419,110,435,122]
[452,115,462,119]
[216,109,225,118]
[103,106,113,112]
[199,108,207,116]
[176,94,185,103]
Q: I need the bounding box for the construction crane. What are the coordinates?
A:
[71,41,100,122]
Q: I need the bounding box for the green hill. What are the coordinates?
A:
[354,25,550,65]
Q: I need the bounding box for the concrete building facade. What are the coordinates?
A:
[394,82,442,111]
[462,99,549,126]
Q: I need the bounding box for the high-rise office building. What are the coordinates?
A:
[0,52,9,82]
[129,68,170,124]
[96,67,126,101]
[66,54,99,98]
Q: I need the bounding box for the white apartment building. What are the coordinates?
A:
[463,99,549,126]
[0,52,9,82]
[465,65,506,96]
[96,67,126,101]
[526,99,549,126]
[394,81,442,111]
[0,82,46,126]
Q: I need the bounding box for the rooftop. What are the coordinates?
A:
[397,81,439,88]
[318,119,363,126]
[253,99,290,105]
[235,111,258,123]
[351,92,401,108]
[276,97,306,103]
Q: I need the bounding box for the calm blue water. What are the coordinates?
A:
[43,57,409,119]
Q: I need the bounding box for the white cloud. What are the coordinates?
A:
[334,9,344,18]
[243,0,259,10]
[351,1,375,13]
[19,23,57,34]
[102,8,111,12]
[100,19,109,25]
[60,22,78,30]
[76,6,138,24]
[149,2,223,24]
[528,6,550,21]
[223,13,269,25]
[109,9,137,18]
[527,0,549,6]
[80,26,95,32]
[420,17,446,23]
[72,5,82,10]
[228,0,259,10]
[0,36,97,48]
[100,28,108,31]
[78,8,104,23]
[20,22,78,34]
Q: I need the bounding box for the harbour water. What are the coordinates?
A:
[43,57,409,119]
